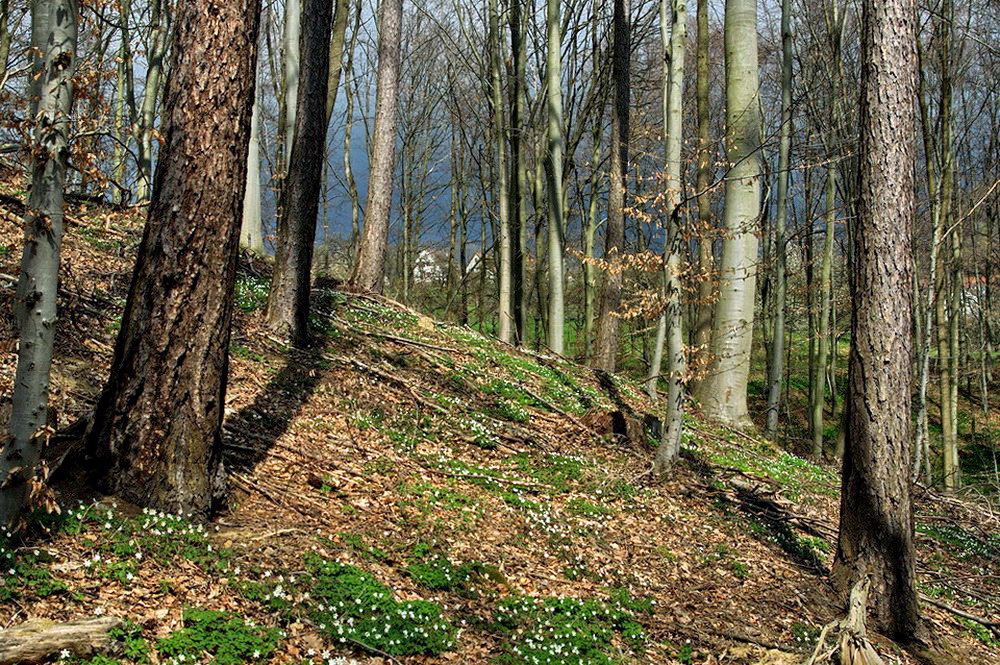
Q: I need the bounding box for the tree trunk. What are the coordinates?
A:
[689,0,713,392]
[324,0,351,124]
[85,0,260,519]
[695,0,761,429]
[545,0,566,355]
[652,0,686,473]
[592,0,630,371]
[812,164,835,456]
[240,69,265,254]
[265,0,333,345]
[282,0,301,174]
[348,0,403,294]
[509,0,527,345]
[764,0,792,439]
[0,0,77,527]
[832,0,922,641]
[490,0,512,343]
[134,0,168,203]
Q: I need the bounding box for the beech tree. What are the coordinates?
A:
[85,0,261,517]
[694,0,761,429]
[832,0,922,641]
[0,0,78,527]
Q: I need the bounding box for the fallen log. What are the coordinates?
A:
[0,617,121,664]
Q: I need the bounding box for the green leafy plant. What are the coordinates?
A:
[157,609,280,665]
[493,594,647,665]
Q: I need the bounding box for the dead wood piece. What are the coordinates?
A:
[0,617,122,664]
[920,594,1000,639]
[806,577,885,665]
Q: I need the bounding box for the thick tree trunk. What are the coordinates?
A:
[0,0,77,527]
[265,0,334,345]
[85,0,260,519]
[832,0,922,642]
[592,0,630,372]
[348,0,403,294]
[545,0,566,355]
[764,0,792,440]
[695,0,761,429]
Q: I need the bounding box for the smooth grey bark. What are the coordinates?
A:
[135,0,168,203]
[0,0,78,528]
[695,0,761,429]
[240,69,265,254]
[764,0,792,440]
[282,0,302,173]
[490,0,512,343]
[812,164,835,456]
[324,0,351,124]
[652,0,687,473]
[545,0,566,354]
[348,0,403,293]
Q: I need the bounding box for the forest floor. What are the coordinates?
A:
[0,186,998,665]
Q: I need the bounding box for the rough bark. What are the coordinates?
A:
[592,0,630,371]
[85,0,261,518]
[265,0,334,345]
[832,0,922,642]
[694,0,761,429]
[0,0,77,527]
[509,0,527,344]
[0,617,121,665]
[348,0,403,294]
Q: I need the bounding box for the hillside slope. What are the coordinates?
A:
[0,193,997,665]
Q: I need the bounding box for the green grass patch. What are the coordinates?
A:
[157,609,280,665]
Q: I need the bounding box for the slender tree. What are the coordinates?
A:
[265,0,334,344]
[0,0,78,527]
[241,65,265,254]
[695,0,761,429]
[833,0,922,641]
[348,0,404,294]
[764,0,792,439]
[545,0,566,354]
[490,0,512,342]
[85,0,261,518]
[593,0,630,371]
[652,0,687,472]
